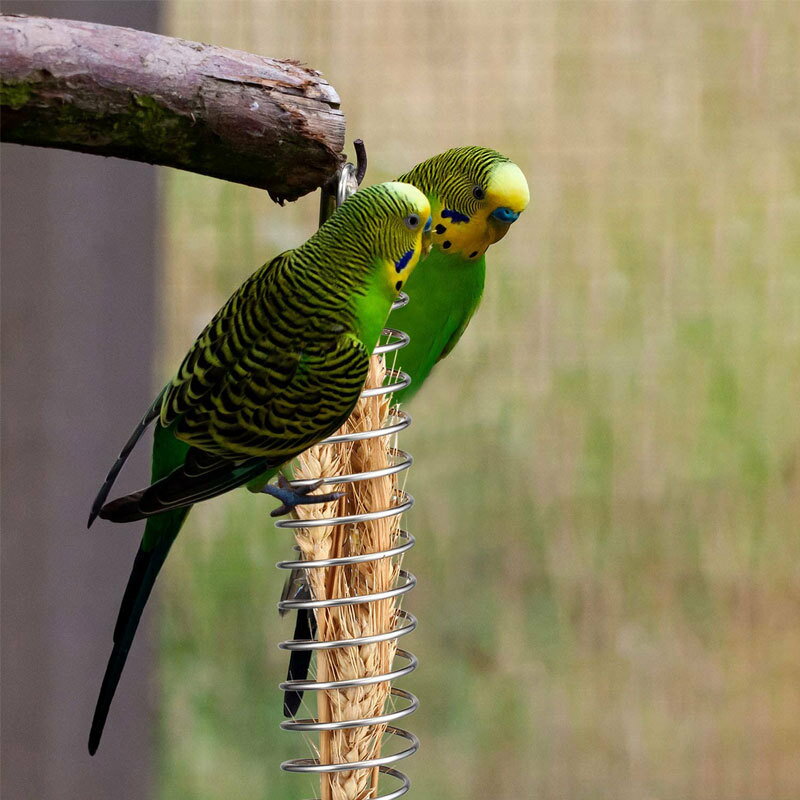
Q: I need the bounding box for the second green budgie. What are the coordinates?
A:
[284,146,528,715]
[391,145,529,403]
[87,181,432,755]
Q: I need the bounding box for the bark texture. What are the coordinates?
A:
[0,14,345,201]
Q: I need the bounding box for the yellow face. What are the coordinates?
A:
[430,161,529,261]
[378,182,432,295]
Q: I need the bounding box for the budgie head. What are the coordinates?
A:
[320,181,432,296]
[397,146,529,261]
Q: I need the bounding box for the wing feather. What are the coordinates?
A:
[100,243,370,519]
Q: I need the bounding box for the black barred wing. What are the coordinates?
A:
[99,332,369,524]
[174,332,369,463]
[160,253,289,429]
[159,242,368,463]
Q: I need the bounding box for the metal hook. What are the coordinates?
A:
[335,162,358,208]
[318,140,368,226]
[353,139,368,185]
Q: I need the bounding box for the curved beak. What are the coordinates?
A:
[488,206,521,244]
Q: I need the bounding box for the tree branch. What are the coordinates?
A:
[0,14,345,202]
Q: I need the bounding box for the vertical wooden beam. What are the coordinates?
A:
[1,3,160,798]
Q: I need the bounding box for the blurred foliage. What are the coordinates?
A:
[158,2,800,798]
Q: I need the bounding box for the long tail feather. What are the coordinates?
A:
[88,508,187,755]
[89,421,190,754]
[88,390,165,527]
[283,603,317,717]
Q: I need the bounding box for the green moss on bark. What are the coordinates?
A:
[3,87,198,166]
[0,81,33,110]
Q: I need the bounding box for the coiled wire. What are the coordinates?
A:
[276,159,418,799]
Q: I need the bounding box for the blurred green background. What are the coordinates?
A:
[158,2,800,799]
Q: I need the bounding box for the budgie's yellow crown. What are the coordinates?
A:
[486,161,530,215]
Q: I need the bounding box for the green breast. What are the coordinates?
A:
[351,261,398,354]
[388,247,486,405]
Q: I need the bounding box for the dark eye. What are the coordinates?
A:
[404,214,420,229]
[472,186,485,201]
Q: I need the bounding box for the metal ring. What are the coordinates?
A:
[361,369,411,398]
[280,687,418,732]
[276,529,415,571]
[374,327,410,355]
[391,292,409,311]
[279,648,417,692]
[336,162,358,207]
[279,571,416,612]
[281,771,410,800]
[318,410,411,445]
[283,766,410,800]
[281,726,419,774]
[274,491,413,530]
[278,609,416,652]
[285,448,412,489]
[368,767,412,800]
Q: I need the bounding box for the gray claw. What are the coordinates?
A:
[263,477,345,517]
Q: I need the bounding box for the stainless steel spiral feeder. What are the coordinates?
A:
[275,149,419,799]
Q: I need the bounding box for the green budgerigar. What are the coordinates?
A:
[87,181,432,755]
[391,145,529,403]
[283,147,529,715]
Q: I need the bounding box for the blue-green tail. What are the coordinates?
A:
[88,425,190,755]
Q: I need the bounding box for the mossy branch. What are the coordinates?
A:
[0,14,345,202]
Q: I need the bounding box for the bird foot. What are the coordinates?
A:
[263,475,345,517]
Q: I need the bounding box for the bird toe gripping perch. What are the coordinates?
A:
[263,475,346,518]
[276,146,420,799]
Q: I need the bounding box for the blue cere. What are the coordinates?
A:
[491,206,520,223]
[395,249,414,273]
[441,208,470,224]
